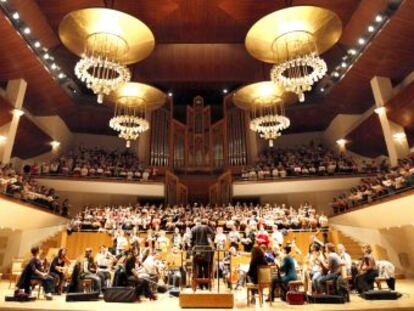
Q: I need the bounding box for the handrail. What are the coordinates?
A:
[32,174,164,184]
[234,173,376,183]
[0,192,69,219]
[332,184,414,216]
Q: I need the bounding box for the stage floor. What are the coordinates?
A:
[0,279,414,311]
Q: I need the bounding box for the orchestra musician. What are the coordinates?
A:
[80,248,104,293]
[95,245,116,289]
[315,243,341,294]
[355,244,379,293]
[49,248,71,295]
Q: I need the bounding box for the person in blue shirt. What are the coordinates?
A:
[269,244,297,302]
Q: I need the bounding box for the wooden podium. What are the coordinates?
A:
[179,289,234,308]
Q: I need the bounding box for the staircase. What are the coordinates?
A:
[329,229,363,259]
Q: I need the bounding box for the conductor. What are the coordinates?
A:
[191,218,215,290]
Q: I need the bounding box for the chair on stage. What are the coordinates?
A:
[9,258,24,288]
[246,265,272,307]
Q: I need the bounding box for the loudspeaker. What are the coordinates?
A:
[66,291,100,302]
[361,290,402,300]
[104,287,136,303]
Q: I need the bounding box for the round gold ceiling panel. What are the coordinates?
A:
[245,6,342,63]
[109,82,166,111]
[58,8,155,64]
[233,81,297,110]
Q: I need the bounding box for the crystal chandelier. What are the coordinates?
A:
[59,8,155,103]
[270,31,327,102]
[250,95,290,147]
[75,33,131,103]
[109,97,149,148]
[245,6,342,102]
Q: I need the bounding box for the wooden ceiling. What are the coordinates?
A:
[0,0,413,158]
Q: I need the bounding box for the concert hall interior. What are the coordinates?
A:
[0,0,414,310]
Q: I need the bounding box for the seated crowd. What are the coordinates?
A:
[330,157,414,213]
[240,142,385,180]
[68,202,329,233]
[23,146,156,181]
[15,218,395,304]
[0,163,70,216]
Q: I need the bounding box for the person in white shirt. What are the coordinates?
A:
[337,244,352,275]
[95,245,114,287]
[271,225,284,249]
[214,227,227,250]
[377,260,396,290]
[155,231,170,252]
[115,230,128,255]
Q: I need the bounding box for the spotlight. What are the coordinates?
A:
[341,62,347,68]
[393,132,406,141]
[34,41,41,48]
[358,38,366,45]
[12,12,19,20]
[223,88,228,94]
[336,139,347,146]
[168,92,173,97]
[374,106,386,114]
[43,53,49,60]
[58,73,66,79]
[368,25,375,32]
[332,71,339,78]
[320,87,325,92]
[13,109,24,117]
[51,63,57,70]
[23,27,31,34]
[50,140,61,149]
[348,49,357,55]
[375,15,383,23]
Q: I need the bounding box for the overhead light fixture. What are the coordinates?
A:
[336,138,347,146]
[393,132,406,141]
[168,92,173,97]
[233,81,297,147]
[358,38,366,45]
[51,63,57,70]
[58,73,66,79]
[59,8,155,103]
[223,89,228,94]
[348,49,357,55]
[12,12,19,20]
[43,53,49,60]
[333,71,340,78]
[375,15,383,23]
[341,62,347,68]
[320,87,325,92]
[108,83,166,147]
[23,27,31,34]
[368,25,375,32]
[12,109,24,117]
[34,41,41,48]
[245,6,342,102]
[374,106,386,114]
[50,140,61,149]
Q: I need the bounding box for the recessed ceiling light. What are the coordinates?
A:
[368,25,375,32]
[12,12,19,20]
[34,41,41,48]
[348,49,357,55]
[168,92,173,97]
[58,73,65,79]
[23,27,31,34]
[375,15,383,23]
[320,87,325,92]
[333,72,339,78]
[358,38,366,45]
[341,62,347,68]
[43,53,49,59]
[223,89,228,94]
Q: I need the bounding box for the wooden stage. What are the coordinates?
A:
[1,279,414,311]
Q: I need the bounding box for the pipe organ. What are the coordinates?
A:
[148,95,251,175]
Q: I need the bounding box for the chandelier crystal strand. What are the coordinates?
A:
[270,31,327,102]
[75,32,131,103]
[109,98,149,147]
[249,95,290,147]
